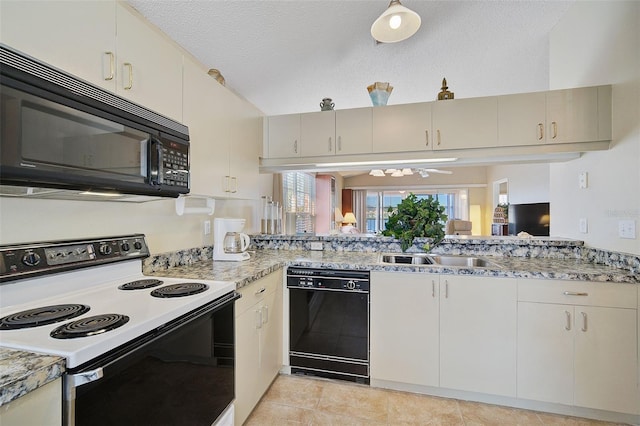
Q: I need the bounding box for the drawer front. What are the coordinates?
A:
[517,279,637,308]
[236,271,282,316]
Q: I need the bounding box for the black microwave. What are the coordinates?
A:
[0,44,190,198]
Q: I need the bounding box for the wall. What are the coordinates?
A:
[549,1,640,255]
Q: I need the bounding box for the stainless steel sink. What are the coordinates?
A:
[379,253,501,269]
[380,253,435,265]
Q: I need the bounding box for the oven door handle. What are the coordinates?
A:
[69,367,104,387]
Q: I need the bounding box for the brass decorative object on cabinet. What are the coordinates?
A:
[437,78,454,100]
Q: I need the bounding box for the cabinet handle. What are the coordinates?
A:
[294,140,298,154]
[437,129,441,146]
[551,121,558,139]
[581,312,587,332]
[104,52,114,81]
[538,123,544,140]
[563,291,588,296]
[445,280,449,298]
[565,310,571,331]
[256,309,263,329]
[328,137,332,152]
[338,136,342,151]
[425,130,429,146]
[123,62,133,90]
[255,287,266,295]
[431,280,435,298]
[262,305,269,324]
[231,176,238,193]
[224,175,231,193]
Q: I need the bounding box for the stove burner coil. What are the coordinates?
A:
[50,314,129,339]
[0,304,91,330]
[118,279,164,290]
[150,283,209,298]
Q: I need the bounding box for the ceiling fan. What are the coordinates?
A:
[369,168,453,178]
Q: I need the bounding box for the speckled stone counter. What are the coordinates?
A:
[148,249,640,286]
[0,348,64,406]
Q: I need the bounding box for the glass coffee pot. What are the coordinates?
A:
[223,232,250,253]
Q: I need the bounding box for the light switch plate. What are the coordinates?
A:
[578,172,588,189]
[579,218,588,233]
[203,220,211,235]
[618,220,636,239]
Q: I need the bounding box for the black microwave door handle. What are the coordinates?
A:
[148,137,163,186]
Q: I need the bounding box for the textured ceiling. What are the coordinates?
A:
[127,0,574,117]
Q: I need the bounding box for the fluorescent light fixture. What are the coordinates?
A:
[315,158,458,167]
[79,191,122,197]
[371,0,421,44]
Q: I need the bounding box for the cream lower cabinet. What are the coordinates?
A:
[517,279,639,414]
[235,270,283,426]
[370,272,439,387]
[0,378,61,426]
[439,275,517,397]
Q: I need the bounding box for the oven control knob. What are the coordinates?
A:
[99,244,113,255]
[133,241,143,250]
[346,280,356,290]
[22,252,41,267]
[121,242,130,252]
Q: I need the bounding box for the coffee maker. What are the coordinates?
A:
[213,217,250,261]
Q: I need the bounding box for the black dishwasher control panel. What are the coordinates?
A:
[286,267,369,292]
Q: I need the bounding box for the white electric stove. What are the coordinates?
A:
[0,235,237,426]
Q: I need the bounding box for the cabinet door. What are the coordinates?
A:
[258,271,283,393]
[517,302,574,405]
[372,103,432,153]
[234,305,262,426]
[116,4,183,121]
[440,276,517,396]
[182,57,230,197]
[497,92,546,146]
[0,378,61,426]
[546,87,599,144]
[370,272,439,387]
[574,306,639,414]
[0,0,117,92]
[300,111,336,157]
[336,108,372,155]
[267,114,301,158]
[432,97,498,150]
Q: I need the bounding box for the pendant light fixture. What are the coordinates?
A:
[371,0,421,43]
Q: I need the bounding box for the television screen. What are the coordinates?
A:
[508,202,550,236]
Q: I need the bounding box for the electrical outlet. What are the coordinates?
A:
[579,218,588,233]
[309,242,323,251]
[618,220,636,239]
[203,220,211,235]
[578,172,588,189]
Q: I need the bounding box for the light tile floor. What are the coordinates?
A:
[245,375,626,426]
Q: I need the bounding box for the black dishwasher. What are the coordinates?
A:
[287,267,370,384]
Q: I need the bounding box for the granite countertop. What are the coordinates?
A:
[0,348,64,406]
[152,249,640,287]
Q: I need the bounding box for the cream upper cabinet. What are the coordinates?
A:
[184,57,262,198]
[546,86,608,144]
[267,114,301,158]
[432,97,498,150]
[300,111,336,157]
[370,272,439,387]
[372,102,432,153]
[235,270,283,426]
[0,0,117,92]
[439,275,517,397]
[335,108,373,155]
[498,92,546,146]
[517,279,639,415]
[116,4,183,121]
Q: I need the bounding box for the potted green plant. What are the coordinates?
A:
[381,193,448,251]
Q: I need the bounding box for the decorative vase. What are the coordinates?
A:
[367,82,393,106]
[320,98,335,111]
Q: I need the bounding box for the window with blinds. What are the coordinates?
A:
[282,172,316,233]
